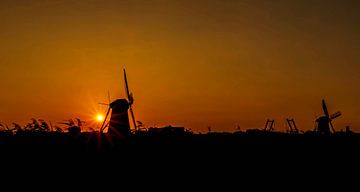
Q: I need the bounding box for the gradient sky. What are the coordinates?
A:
[0,0,359,132]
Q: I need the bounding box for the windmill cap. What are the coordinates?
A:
[110,99,129,109]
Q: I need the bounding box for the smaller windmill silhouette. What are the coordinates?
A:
[315,99,342,134]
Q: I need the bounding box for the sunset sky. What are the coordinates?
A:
[0,0,359,132]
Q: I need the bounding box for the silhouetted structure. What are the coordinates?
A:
[315,99,341,134]
[107,99,131,137]
[264,119,275,131]
[286,118,299,134]
[100,69,136,138]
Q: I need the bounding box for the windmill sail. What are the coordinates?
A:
[330,111,342,120]
[329,121,336,133]
[322,99,330,117]
[317,99,341,134]
[123,69,137,130]
[100,107,111,132]
[124,69,131,103]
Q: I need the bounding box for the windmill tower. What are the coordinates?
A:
[100,69,137,138]
[315,99,342,134]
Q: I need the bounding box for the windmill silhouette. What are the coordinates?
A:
[99,69,137,138]
[315,99,342,134]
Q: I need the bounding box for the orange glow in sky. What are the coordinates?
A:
[0,1,360,132]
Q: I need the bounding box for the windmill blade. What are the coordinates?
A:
[97,92,112,106]
[329,120,336,133]
[103,122,109,130]
[100,107,111,133]
[129,92,134,105]
[124,69,131,101]
[123,68,137,130]
[330,111,342,120]
[322,99,330,117]
[129,106,137,130]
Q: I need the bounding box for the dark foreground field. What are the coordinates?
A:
[1,131,359,187]
[1,131,359,160]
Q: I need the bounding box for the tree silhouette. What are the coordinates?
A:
[23,119,51,132]
[12,123,22,133]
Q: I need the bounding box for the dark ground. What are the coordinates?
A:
[1,131,359,184]
[1,131,359,163]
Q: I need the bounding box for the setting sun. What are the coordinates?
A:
[96,115,104,122]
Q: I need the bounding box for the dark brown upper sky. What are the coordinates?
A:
[0,0,359,132]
